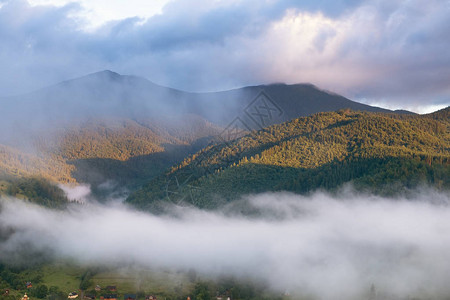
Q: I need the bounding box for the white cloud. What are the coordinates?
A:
[0,0,448,111]
[58,183,91,203]
[357,100,448,114]
[27,0,170,29]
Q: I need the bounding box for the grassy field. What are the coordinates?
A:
[0,260,308,300]
[90,267,194,296]
[1,261,194,299]
[41,263,86,294]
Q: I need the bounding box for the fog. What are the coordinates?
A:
[0,70,264,153]
[58,183,91,203]
[1,190,450,299]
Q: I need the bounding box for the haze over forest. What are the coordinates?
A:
[0,1,449,300]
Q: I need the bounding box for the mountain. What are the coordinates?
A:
[0,144,74,182]
[0,117,221,194]
[0,70,407,140]
[126,107,449,210]
[0,70,417,203]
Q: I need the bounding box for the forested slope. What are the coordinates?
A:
[127,107,449,210]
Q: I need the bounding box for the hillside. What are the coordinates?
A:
[0,262,280,300]
[0,70,404,142]
[0,145,74,183]
[1,70,408,201]
[0,116,221,196]
[127,107,450,210]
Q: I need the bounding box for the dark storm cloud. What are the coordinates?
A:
[0,0,448,111]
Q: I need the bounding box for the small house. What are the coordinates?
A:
[84,295,96,300]
[106,286,116,292]
[22,293,30,300]
[103,294,117,300]
[123,294,136,300]
[68,292,79,299]
[26,282,32,289]
[95,285,101,292]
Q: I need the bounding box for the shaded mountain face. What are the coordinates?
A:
[0,71,188,147]
[126,108,449,211]
[0,70,403,148]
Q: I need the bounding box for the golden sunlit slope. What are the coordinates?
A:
[127,108,449,210]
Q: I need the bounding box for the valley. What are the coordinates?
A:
[2,1,450,299]
[0,71,449,300]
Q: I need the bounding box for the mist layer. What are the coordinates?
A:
[1,190,450,299]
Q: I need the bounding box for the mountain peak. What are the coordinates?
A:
[89,70,122,80]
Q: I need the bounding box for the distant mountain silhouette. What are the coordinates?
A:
[1,70,411,135]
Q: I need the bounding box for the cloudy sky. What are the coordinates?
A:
[0,0,449,113]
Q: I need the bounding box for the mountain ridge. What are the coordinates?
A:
[127,107,449,210]
[1,70,412,122]
[0,71,431,206]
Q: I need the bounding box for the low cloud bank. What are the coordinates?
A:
[58,184,91,203]
[1,190,450,299]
